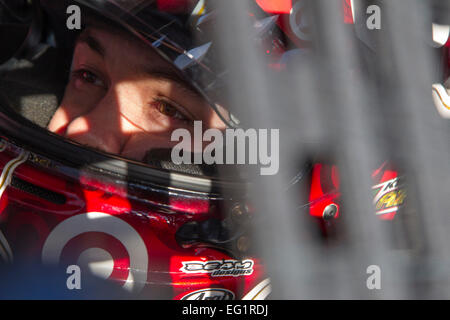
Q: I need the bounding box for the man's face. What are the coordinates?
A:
[48,27,225,161]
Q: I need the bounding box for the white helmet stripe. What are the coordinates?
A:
[242,278,271,300]
[0,150,29,200]
[432,83,450,118]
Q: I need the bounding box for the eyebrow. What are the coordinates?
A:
[77,31,105,57]
[76,31,203,99]
[142,67,202,99]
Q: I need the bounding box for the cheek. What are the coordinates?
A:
[208,113,227,130]
[48,82,104,133]
[199,108,227,131]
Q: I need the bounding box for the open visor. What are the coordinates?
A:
[65,0,289,128]
[0,0,289,181]
[67,0,238,127]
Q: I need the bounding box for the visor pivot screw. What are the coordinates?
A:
[231,203,249,224]
[323,204,338,220]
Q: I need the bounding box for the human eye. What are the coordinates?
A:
[150,98,194,124]
[72,68,106,88]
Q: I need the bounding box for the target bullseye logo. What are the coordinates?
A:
[42,212,148,293]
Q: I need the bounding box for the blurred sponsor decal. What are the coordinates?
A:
[372,177,406,216]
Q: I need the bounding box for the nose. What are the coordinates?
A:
[65,116,123,154]
[64,86,132,155]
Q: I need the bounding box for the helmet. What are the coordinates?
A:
[0,0,293,299]
[0,0,327,298]
[3,0,407,299]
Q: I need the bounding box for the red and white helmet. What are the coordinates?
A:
[0,0,321,299]
[0,0,389,299]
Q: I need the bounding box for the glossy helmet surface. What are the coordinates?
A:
[0,0,313,299]
[0,0,409,299]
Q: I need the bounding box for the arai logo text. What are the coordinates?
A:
[181,288,235,300]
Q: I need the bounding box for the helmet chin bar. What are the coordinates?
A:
[432,83,450,118]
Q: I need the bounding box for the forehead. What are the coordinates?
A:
[76,26,170,69]
[74,25,206,101]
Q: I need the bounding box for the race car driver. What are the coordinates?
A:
[47,20,226,161]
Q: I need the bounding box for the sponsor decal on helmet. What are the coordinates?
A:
[42,212,148,293]
[180,259,254,277]
[180,288,235,300]
[372,177,406,215]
